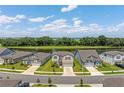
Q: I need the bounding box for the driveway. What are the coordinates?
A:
[86,67,104,76]
[22,65,40,75]
[63,67,75,76]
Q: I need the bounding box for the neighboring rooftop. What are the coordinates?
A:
[102,51,124,56]
[52,51,74,57]
[103,78,124,87]
[0,48,10,54]
[77,50,100,61]
[0,80,21,87]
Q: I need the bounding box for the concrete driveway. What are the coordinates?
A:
[86,67,104,76]
[63,67,75,76]
[22,65,39,75]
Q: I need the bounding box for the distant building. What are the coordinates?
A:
[74,50,102,67]
[103,78,124,87]
[51,51,74,67]
[100,51,124,65]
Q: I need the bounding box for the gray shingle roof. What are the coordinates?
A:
[0,80,21,87]
[103,78,124,87]
[77,50,101,61]
[0,48,8,54]
[102,51,124,56]
[52,51,74,57]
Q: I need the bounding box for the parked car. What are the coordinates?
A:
[116,64,124,69]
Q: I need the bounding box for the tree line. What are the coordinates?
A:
[0,35,124,46]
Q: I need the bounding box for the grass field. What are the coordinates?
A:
[73,59,89,72]
[36,59,63,72]
[97,62,122,71]
[0,62,29,70]
[6,46,122,50]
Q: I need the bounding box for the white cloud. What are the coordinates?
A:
[29,15,54,23]
[73,19,82,28]
[0,14,25,25]
[61,5,77,13]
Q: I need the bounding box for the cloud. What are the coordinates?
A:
[29,15,54,23]
[61,5,77,12]
[0,14,26,25]
[72,18,82,28]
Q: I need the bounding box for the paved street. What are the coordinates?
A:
[86,67,104,76]
[0,72,124,84]
[63,67,75,76]
[22,66,40,75]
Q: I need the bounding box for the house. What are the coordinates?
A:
[22,52,51,66]
[100,51,124,65]
[74,50,102,67]
[0,48,14,64]
[51,51,74,67]
[103,78,124,87]
[0,51,34,64]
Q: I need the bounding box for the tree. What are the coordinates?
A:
[80,78,83,87]
[12,66,15,70]
[98,35,107,46]
[36,78,40,86]
[48,77,52,87]
[6,76,10,79]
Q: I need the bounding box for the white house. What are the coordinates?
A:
[52,51,74,67]
[100,51,124,65]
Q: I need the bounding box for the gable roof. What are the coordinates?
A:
[0,80,21,87]
[52,51,74,57]
[102,51,124,56]
[77,50,100,61]
[0,48,9,54]
[103,78,124,87]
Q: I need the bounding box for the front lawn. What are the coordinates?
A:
[34,72,63,75]
[32,84,57,87]
[75,84,91,87]
[0,69,23,73]
[0,62,29,70]
[73,59,88,72]
[36,59,63,72]
[97,62,122,71]
[103,71,124,75]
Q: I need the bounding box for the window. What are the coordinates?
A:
[116,56,121,59]
[54,56,57,59]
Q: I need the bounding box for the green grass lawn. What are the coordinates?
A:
[103,71,124,75]
[0,69,23,73]
[73,59,89,72]
[97,62,122,71]
[32,84,57,87]
[75,73,91,75]
[6,46,120,50]
[75,84,91,87]
[36,59,63,72]
[0,62,29,70]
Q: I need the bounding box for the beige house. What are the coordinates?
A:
[52,51,74,67]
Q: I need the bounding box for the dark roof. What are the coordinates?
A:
[102,51,124,56]
[1,51,33,60]
[0,48,8,54]
[0,80,21,87]
[103,78,124,87]
[52,51,74,57]
[77,50,101,61]
[23,52,50,61]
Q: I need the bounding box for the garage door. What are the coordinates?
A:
[84,62,94,67]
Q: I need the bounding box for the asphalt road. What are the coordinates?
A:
[0,72,124,84]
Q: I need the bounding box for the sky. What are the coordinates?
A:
[0,5,124,38]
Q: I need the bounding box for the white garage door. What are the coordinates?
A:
[84,62,94,67]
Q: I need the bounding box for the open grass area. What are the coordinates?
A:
[73,59,89,72]
[75,84,91,87]
[36,59,63,72]
[75,73,91,75]
[103,71,124,75]
[32,84,57,87]
[97,62,123,71]
[0,62,29,70]
[7,46,121,50]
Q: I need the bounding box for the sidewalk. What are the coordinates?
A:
[86,67,104,76]
[22,65,40,75]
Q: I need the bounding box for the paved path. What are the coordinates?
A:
[22,66,39,75]
[63,67,75,76]
[86,67,104,76]
[57,84,74,87]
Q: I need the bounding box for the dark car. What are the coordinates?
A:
[116,64,124,69]
[19,82,30,87]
